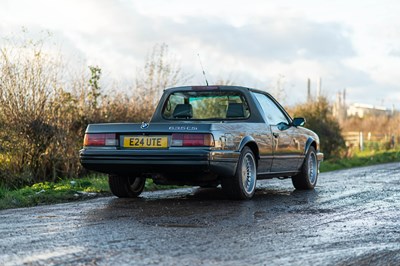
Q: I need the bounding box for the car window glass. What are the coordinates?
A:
[253,93,289,125]
[162,91,250,120]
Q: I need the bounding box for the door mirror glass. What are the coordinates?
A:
[277,122,290,131]
[292,117,306,127]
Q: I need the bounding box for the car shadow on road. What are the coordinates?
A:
[85,183,321,229]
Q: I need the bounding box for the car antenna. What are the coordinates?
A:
[197,53,209,86]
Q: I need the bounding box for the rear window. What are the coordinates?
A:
[162,91,250,120]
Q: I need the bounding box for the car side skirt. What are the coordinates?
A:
[257,171,299,179]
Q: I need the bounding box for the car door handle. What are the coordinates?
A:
[272,132,279,138]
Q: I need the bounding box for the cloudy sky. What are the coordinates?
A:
[1,0,400,108]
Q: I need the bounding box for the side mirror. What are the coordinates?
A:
[292,117,306,127]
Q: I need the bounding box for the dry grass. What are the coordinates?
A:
[0,37,186,188]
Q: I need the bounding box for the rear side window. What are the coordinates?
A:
[162,91,250,120]
[253,93,289,125]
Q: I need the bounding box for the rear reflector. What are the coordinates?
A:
[84,133,118,146]
[171,133,214,147]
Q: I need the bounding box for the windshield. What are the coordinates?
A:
[162,91,250,120]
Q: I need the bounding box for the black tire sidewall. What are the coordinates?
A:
[109,175,145,198]
[126,177,145,197]
[292,146,318,190]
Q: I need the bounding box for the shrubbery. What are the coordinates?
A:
[289,97,346,159]
[0,37,185,188]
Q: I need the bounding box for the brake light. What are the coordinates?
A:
[171,133,214,147]
[83,133,118,146]
[191,86,219,90]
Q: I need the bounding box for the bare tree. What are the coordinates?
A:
[134,43,192,120]
[214,74,237,86]
[270,74,287,103]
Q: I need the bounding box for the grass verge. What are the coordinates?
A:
[0,175,174,210]
[0,175,109,210]
[320,149,400,172]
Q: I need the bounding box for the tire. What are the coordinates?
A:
[222,147,257,200]
[292,146,319,190]
[108,175,146,198]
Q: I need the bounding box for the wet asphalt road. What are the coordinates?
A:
[1,163,399,266]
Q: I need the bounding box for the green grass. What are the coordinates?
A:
[0,175,179,210]
[0,175,111,210]
[320,149,400,172]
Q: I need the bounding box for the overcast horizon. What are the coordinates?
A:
[1,0,400,108]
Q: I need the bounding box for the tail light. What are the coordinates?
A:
[191,86,219,90]
[171,133,214,147]
[83,133,118,146]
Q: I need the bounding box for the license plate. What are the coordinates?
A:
[123,136,168,148]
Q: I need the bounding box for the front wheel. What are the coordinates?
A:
[108,175,146,198]
[292,146,319,190]
[222,147,257,200]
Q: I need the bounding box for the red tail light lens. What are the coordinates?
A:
[83,134,118,146]
[171,133,214,147]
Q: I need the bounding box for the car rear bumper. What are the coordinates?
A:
[316,152,324,162]
[316,152,324,172]
[79,148,239,177]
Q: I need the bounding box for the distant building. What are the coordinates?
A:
[307,84,396,120]
[332,89,393,119]
[347,103,390,118]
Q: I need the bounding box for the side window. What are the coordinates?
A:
[253,93,289,125]
[162,94,186,119]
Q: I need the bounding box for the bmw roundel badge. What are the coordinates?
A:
[141,122,149,129]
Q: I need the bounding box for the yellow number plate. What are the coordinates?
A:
[123,136,168,148]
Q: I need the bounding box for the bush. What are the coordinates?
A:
[290,97,345,159]
[0,36,188,189]
[0,36,104,187]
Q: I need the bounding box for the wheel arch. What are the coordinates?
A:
[305,137,317,155]
[238,136,259,166]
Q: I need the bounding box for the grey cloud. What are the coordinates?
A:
[55,2,356,74]
[155,16,355,62]
[70,5,356,64]
[389,48,400,57]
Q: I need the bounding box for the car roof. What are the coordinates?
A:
[163,85,270,95]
